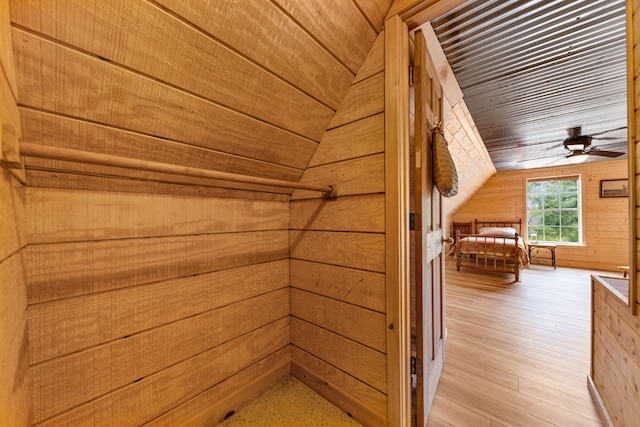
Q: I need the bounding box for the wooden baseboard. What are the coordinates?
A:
[291,360,386,427]
[587,375,614,427]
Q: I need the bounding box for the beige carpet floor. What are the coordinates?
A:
[218,376,362,426]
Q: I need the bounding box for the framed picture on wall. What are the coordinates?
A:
[600,179,629,198]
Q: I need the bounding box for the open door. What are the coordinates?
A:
[412,28,446,426]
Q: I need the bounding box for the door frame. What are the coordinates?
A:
[384,3,462,423]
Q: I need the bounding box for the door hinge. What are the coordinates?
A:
[411,355,423,376]
[409,213,420,231]
[409,66,414,86]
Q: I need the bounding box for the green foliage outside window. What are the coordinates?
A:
[526,178,580,243]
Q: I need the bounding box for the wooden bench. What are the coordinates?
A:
[528,242,557,269]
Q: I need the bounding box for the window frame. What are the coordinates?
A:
[525,175,583,245]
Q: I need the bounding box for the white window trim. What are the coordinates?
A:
[525,175,583,245]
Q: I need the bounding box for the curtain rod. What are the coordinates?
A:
[20,143,336,196]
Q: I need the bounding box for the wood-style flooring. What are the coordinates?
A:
[428,262,606,426]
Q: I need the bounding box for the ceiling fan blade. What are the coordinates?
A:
[586,149,624,157]
[589,126,627,137]
[592,136,623,140]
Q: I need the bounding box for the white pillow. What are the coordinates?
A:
[478,227,517,237]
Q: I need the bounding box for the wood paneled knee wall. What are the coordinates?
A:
[24,190,291,425]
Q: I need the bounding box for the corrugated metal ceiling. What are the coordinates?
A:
[431,0,628,171]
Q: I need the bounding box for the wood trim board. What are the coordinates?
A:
[384,14,412,427]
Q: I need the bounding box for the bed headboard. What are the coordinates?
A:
[474,219,523,235]
[450,221,472,242]
[451,221,472,234]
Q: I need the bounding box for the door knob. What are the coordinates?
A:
[443,236,454,245]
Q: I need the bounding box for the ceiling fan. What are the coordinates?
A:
[562,126,625,158]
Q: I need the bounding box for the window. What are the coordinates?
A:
[526,177,581,244]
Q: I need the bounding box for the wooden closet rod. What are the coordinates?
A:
[20,143,336,195]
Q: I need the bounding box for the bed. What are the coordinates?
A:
[452,219,528,281]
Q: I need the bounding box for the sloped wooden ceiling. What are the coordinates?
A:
[10,0,393,196]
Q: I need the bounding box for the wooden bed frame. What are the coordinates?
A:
[452,219,525,281]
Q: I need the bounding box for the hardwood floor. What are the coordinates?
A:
[428,261,606,426]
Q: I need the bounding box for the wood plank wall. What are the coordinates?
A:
[0,0,30,422]
[633,0,640,316]
[8,1,397,424]
[23,189,291,426]
[452,159,629,271]
[592,278,640,426]
[289,31,388,427]
[9,0,392,197]
[0,167,29,424]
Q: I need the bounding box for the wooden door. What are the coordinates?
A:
[413,28,446,426]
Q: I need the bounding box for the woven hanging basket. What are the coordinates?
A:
[432,125,458,197]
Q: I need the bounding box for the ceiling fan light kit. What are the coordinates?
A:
[562,126,624,158]
[564,138,591,152]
